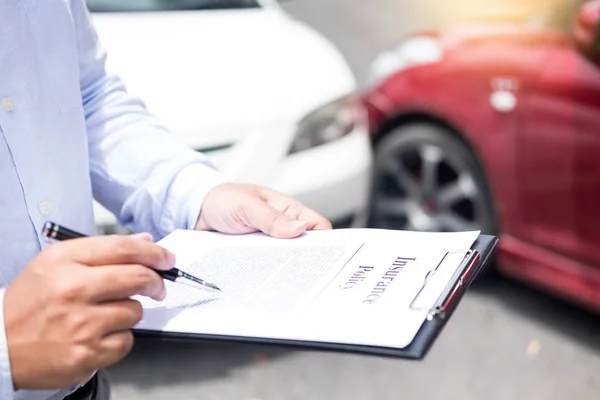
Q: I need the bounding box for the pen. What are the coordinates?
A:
[42,221,221,292]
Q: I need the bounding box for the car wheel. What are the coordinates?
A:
[369,123,497,237]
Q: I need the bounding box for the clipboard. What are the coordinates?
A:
[133,234,498,360]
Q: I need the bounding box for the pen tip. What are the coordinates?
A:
[207,283,221,291]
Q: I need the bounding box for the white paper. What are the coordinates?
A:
[134,228,480,349]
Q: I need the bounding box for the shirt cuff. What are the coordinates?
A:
[162,162,226,235]
[0,290,15,400]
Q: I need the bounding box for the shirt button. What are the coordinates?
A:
[38,201,52,215]
[2,97,15,112]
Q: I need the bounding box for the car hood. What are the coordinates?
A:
[91,8,355,149]
[423,23,571,52]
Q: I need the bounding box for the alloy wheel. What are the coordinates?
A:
[370,134,488,233]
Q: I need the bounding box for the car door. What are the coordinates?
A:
[517,40,600,268]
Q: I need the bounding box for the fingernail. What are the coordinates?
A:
[132,232,153,242]
[167,250,177,267]
[288,220,307,232]
[158,286,167,301]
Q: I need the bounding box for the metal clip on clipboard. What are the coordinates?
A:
[409,249,481,321]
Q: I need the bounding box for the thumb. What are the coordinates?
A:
[243,197,307,238]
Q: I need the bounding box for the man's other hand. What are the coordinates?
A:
[195,183,333,238]
[3,234,175,390]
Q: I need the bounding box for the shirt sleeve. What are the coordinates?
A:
[0,290,15,400]
[69,0,225,239]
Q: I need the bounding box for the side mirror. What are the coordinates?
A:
[573,0,600,63]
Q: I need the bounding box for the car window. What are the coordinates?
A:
[86,0,261,13]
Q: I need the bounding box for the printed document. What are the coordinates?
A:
[134,228,479,349]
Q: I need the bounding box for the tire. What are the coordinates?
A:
[368,123,498,277]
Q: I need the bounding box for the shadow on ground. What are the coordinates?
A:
[108,338,293,389]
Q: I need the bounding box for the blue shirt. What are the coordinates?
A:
[0,1,223,399]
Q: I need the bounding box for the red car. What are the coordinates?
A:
[363,1,600,312]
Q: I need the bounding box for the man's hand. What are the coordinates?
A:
[3,234,175,390]
[195,183,333,238]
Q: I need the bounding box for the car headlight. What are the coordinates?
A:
[288,95,359,154]
[367,36,444,84]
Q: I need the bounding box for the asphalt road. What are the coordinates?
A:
[109,1,600,399]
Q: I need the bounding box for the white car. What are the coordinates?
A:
[86,0,373,234]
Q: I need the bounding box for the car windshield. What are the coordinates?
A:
[86,0,261,12]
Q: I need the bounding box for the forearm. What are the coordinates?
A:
[72,0,223,238]
[85,71,223,238]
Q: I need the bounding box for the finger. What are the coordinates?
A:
[130,232,153,242]
[94,331,135,370]
[85,264,166,303]
[95,299,144,336]
[240,196,308,239]
[67,301,141,373]
[260,188,332,231]
[293,207,332,230]
[52,235,175,271]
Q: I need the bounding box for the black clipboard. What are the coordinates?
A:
[133,234,498,360]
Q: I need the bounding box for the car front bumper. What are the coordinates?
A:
[270,127,373,228]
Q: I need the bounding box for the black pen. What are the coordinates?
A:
[42,221,221,292]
